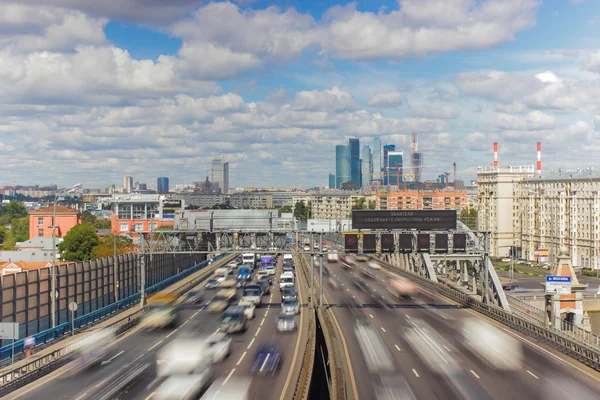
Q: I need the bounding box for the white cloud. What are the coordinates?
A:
[321,0,541,60]
[176,42,261,80]
[595,115,600,131]
[584,51,600,73]
[496,111,558,130]
[411,105,460,119]
[292,87,357,112]
[367,92,403,108]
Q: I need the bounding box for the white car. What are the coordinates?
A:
[280,271,294,280]
[204,333,231,363]
[367,261,381,270]
[501,258,511,263]
[281,299,300,315]
[214,274,227,283]
[238,299,256,319]
[265,266,276,276]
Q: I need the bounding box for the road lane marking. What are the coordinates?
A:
[405,314,411,319]
[463,328,470,333]
[265,310,269,316]
[74,393,88,400]
[412,369,420,377]
[247,338,255,349]
[223,368,236,386]
[369,314,374,319]
[395,345,401,351]
[236,351,247,366]
[144,392,155,400]
[527,370,539,379]
[192,311,200,318]
[148,340,163,351]
[166,329,178,338]
[180,320,189,327]
[470,370,480,379]
[443,345,451,352]
[260,318,265,326]
[381,327,386,333]
[352,295,356,299]
[107,350,124,362]
[212,328,220,336]
[255,327,261,336]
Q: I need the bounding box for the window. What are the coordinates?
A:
[37,217,44,225]
[134,223,144,232]
[119,222,129,232]
[38,228,44,237]
[118,204,132,219]
[149,222,158,231]
[133,204,145,219]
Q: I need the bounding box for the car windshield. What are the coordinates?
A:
[281,278,293,283]
[222,313,242,322]
[213,295,229,302]
[244,289,261,297]
[283,300,298,307]
[279,315,295,322]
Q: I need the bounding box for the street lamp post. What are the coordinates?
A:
[51,183,82,328]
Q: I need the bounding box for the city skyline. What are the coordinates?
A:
[0,1,598,188]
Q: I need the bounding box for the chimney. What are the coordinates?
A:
[493,142,498,168]
[536,142,542,175]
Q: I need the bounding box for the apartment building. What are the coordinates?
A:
[229,193,273,209]
[375,189,468,211]
[308,193,376,220]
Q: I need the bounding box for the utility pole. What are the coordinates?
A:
[310,233,314,309]
[113,202,119,303]
[484,232,490,304]
[140,233,146,308]
[319,232,324,307]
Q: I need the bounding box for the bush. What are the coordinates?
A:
[580,270,599,278]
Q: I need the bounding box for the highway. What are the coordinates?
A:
[311,249,600,400]
[7,255,309,400]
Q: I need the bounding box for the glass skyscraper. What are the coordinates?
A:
[157,177,169,194]
[335,145,351,188]
[329,173,336,189]
[349,138,360,188]
[388,151,404,186]
[382,144,396,185]
[372,137,382,182]
[211,156,229,194]
[361,145,371,187]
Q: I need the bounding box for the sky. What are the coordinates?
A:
[1,0,599,189]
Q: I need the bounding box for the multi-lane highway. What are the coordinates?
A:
[310,248,600,400]
[7,255,309,400]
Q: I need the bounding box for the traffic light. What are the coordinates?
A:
[380,233,395,253]
[399,234,413,253]
[344,234,358,253]
[417,234,430,252]
[435,234,448,253]
[453,234,466,253]
[362,234,377,253]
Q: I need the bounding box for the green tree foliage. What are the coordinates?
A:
[81,211,112,230]
[279,205,293,214]
[0,200,28,225]
[459,207,478,230]
[352,197,366,210]
[1,231,16,250]
[91,234,134,259]
[0,226,6,245]
[293,201,309,221]
[11,217,29,242]
[368,200,376,210]
[58,223,100,262]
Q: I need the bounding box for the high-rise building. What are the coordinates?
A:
[335,145,351,188]
[157,177,169,194]
[349,138,360,188]
[382,145,395,185]
[123,176,133,193]
[387,151,404,185]
[328,173,336,189]
[361,145,371,187]
[372,137,382,182]
[211,156,229,194]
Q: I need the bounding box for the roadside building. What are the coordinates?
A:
[375,189,468,211]
[29,205,81,239]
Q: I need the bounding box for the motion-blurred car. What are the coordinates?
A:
[361,269,375,279]
[281,299,300,315]
[205,278,220,289]
[219,279,237,289]
[238,299,256,319]
[353,277,368,291]
[375,376,416,400]
[367,261,381,270]
[242,285,263,306]
[257,278,271,295]
[204,333,232,363]
[327,277,339,289]
[355,254,370,262]
[236,277,247,289]
[252,343,282,375]
[201,377,251,400]
[265,266,276,276]
[277,314,297,332]
[183,290,203,304]
[370,291,389,309]
[208,289,236,313]
[219,306,248,334]
[257,269,269,281]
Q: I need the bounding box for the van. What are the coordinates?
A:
[283,254,293,261]
[242,253,256,265]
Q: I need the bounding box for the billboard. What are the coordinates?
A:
[162,199,182,220]
[535,249,549,257]
[307,219,334,233]
[545,276,571,295]
[351,210,457,230]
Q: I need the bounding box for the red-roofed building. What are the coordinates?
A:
[29,205,81,239]
[0,261,69,275]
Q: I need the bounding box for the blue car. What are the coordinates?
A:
[251,342,282,375]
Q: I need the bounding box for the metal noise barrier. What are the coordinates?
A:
[0,254,234,396]
[292,252,316,400]
[376,256,600,371]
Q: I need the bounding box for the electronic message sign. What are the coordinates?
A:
[352,210,457,230]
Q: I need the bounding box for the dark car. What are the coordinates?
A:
[360,268,375,279]
[205,278,220,289]
[184,290,202,304]
[353,277,368,291]
[257,278,271,295]
[281,288,297,302]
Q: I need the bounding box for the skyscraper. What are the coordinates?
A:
[157,177,169,194]
[329,173,336,189]
[335,145,351,188]
[349,138,360,188]
[123,176,133,193]
[372,137,382,182]
[211,156,229,194]
[382,145,395,185]
[388,151,404,186]
[361,145,371,187]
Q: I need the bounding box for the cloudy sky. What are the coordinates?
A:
[1,0,599,189]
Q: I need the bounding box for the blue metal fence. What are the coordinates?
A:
[0,254,224,361]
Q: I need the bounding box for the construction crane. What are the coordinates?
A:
[453,162,457,190]
[443,171,451,188]
[382,167,415,191]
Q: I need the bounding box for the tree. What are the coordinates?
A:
[353,197,366,210]
[368,200,376,210]
[1,231,16,250]
[58,223,100,262]
[0,226,6,245]
[91,234,134,259]
[6,201,27,219]
[11,217,29,242]
[279,205,293,215]
[459,207,478,230]
[81,211,97,225]
[293,201,308,221]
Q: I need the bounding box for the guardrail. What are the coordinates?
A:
[0,254,225,363]
[376,255,600,372]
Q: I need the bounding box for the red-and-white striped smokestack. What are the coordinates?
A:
[493,142,498,167]
[537,141,542,174]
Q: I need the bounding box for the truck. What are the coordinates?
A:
[260,255,274,268]
[237,265,252,281]
[139,293,179,330]
[242,253,256,266]
[387,277,419,299]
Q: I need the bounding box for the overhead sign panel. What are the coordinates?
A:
[307,219,333,233]
[362,234,377,253]
[417,234,430,252]
[0,322,19,340]
[381,233,395,253]
[453,233,466,253]
[399,234,413,253]
[545,276,572,295]
[344,234,359,253]
[435,234,448,253]
[351,210,457,230]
